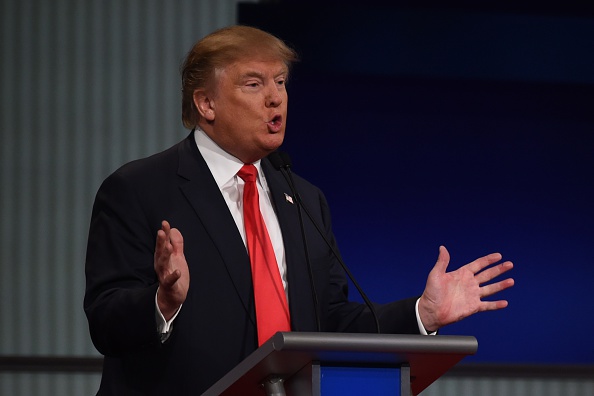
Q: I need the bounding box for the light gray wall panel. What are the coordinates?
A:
[0,373,101,396]
[423,376,594,396]
[0,0,256,357]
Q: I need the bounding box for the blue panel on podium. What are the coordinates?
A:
[320,366,400,395]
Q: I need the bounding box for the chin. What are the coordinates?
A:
[265,133,285,149]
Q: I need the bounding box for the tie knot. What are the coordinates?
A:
[237,164,258,183]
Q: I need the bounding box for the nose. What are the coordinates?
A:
[265,84,283,108]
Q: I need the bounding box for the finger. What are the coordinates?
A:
[432,245,451,274]
[161,220,171,237]
[155,229,169,259]
[169,227,184,254]
[161,269,181,289]
[155,221,173,266]
[466,252,503,275]
[479,299,509,312]
[475,261,514,284]
[480,277,515,298]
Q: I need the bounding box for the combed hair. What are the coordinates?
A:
[180,25,298,129]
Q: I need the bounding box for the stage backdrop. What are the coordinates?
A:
[240,3,594,364]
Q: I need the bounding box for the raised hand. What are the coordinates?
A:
[154,220,190,321]
[418,246,514,332]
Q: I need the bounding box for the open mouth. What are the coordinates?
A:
[267,115,283,132]
[269,115,282,126]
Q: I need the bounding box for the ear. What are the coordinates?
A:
[193,89,215,122]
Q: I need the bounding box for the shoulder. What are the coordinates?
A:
[262,157,331,217]
[262,156,322,194]
[101,133,196,188]
[115,137,187,178]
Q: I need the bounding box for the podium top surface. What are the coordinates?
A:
[203,332,477,396]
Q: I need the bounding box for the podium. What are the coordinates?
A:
[202,332,477,396]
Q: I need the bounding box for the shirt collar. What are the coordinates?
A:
[194,127,264,190]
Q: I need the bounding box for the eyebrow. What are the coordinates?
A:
[241,71,265,80]
[240,68,288,80]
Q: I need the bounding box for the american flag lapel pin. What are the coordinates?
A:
[284,193,294,204]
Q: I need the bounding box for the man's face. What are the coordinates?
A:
[197,58,289,164]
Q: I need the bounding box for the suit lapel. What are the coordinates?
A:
[176,135,255,324]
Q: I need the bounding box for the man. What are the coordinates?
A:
[84,25,514,395]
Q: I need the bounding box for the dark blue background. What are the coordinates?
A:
[240,3,594,364]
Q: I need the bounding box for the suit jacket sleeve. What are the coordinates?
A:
[84,165,163,357]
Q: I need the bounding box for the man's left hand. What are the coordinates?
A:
[418,246,514,332]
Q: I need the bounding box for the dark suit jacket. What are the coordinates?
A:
[84,131,420,395]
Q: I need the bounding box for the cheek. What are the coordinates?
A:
[232,100,260,117]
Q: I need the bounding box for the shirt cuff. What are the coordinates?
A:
[155,288,182,342]
[415,298,437,336]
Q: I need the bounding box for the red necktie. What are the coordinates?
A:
[237,164,291,346]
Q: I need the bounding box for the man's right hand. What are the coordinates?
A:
[154,220,190,321]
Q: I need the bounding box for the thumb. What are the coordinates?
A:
[433,245,451,273]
